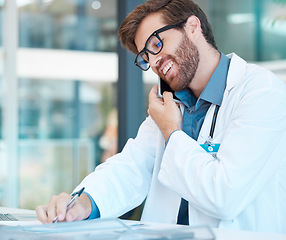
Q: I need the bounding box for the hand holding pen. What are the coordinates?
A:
[52,187,85,223]
[36,186,92,224]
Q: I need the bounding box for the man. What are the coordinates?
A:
[36,0,286,234]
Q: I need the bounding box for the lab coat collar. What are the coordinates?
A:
[225,53,247,91]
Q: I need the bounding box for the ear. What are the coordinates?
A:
[184,15,202,41]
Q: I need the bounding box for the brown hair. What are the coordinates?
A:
[118,0,218,54]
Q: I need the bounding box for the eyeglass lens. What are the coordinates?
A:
[136,35,163,70]
[146,35,163,54]
[136,52,149,70]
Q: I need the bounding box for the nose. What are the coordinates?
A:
[149,53,162,70]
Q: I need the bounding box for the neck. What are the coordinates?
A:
[188,46,221,99]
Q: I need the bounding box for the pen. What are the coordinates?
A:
[52,187,85,224]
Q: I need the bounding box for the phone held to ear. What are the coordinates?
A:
[158,77,180,103]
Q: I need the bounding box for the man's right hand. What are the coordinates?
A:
[148,85,182,141]
[36,192,92,224]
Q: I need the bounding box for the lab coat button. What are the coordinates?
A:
[171,219,176,224]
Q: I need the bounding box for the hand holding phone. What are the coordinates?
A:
[149,84,182,141]
[158,77,180,103]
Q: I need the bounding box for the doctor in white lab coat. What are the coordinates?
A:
[36,0,286,234]
[72,52,286,233]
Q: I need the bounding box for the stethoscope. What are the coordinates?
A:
[204,105,220,145]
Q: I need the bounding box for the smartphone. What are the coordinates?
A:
[158,77,180,103]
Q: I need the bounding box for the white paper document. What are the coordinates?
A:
[0,218,215,240]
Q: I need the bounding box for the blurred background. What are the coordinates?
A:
[0,0,285,214]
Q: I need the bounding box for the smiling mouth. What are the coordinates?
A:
[163,61,173,75]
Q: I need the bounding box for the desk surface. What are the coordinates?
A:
[212,228,286,240]
[1,207,286,240]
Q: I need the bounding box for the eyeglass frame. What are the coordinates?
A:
[134,18,188,71]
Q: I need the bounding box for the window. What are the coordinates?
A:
[0,0,118,209]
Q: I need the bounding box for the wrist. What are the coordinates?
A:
[163,127,181,141]
[80,193,92,219]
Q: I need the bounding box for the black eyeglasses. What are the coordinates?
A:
[134,19,187,71]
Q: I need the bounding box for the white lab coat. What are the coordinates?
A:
[75,53,286,234]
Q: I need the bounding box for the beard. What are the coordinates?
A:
[162,33,200,92]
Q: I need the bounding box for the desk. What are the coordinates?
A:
[1,207,286,240]
[212,228,286,240]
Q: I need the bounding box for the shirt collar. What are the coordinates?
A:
[175,52,230,110]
